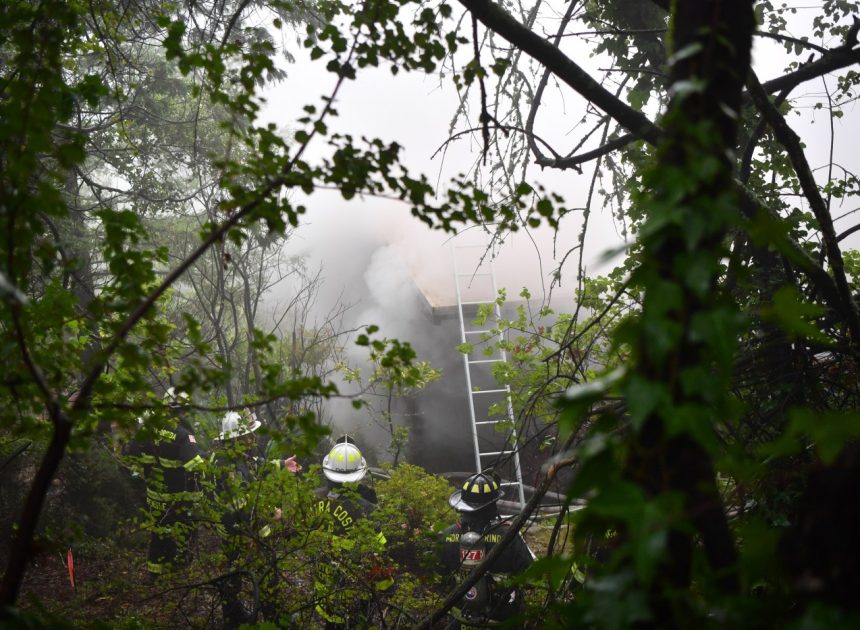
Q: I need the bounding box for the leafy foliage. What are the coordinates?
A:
[4,0,860,627]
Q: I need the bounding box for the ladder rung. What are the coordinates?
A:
[472,389,508,395]
[460,300,494,306]
[475,420,503,425]
[468,359,501,365]
[464,329,493,335]
[499,482,520,487]
[480,450,515,456]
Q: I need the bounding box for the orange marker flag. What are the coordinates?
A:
[67,548,75,591]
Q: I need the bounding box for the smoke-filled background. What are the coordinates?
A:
[252,45,625,477]
[266,199,563,477]
[254,31,860,477]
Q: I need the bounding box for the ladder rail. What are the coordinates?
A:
[452,244,483,474]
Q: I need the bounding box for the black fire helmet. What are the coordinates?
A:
[448,471,504,512]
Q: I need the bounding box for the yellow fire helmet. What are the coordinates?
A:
[449,471,504,512]
[322,441,368,483]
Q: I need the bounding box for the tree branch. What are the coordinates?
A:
[532,29,859,170]
[746,69,860,345]
[740,85,792,183]
[0,306,72,605]
[837,221,860,243]
[432,124,561,162]
[456,0,662,145]
[536,131,638,169]
[753,45,860,104]
[737,183,851,320]
[754,30,829,55]
[480,4,852,328]
[525,0,578,168]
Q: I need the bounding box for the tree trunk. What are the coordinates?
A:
[622,1,755,622]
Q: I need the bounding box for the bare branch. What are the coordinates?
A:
[456,0,662,144]
[432,123,561,162]
[837,221,860,243]
[524,0,578,167]
[754,46,860,103]
[529,21,859,171]
[536,131,637,170]
[754,30,829,55]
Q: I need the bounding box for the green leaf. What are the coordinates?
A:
[515,181,533,196]
[522,555,575,590]
[786,408,860,464]
[490,58,510,76]
[668,42,703,66]
[588,479,646,519]
[624,374,670,431]
[564,366,626,405]
[760,286,828,343]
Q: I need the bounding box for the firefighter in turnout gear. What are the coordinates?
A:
[214,409,262,627]
[214,408,300,627]
[317,439,376,535]
[215,409,300,534]
[314,437,391,628]
[439,471,535,628]
[215,409,264,534]
[126,388,205,578]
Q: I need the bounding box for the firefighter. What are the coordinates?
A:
[126,387,205,578]
[216,409,301,531]
[314,438,391,628]
[214,409,301,626]
[438,470,535,628]
[215,409,264,533]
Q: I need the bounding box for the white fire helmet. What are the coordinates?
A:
[219,410,261,441]
[163,387,191,406]
[322,441,368,483]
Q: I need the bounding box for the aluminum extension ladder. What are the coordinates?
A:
[452,239,526,508]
